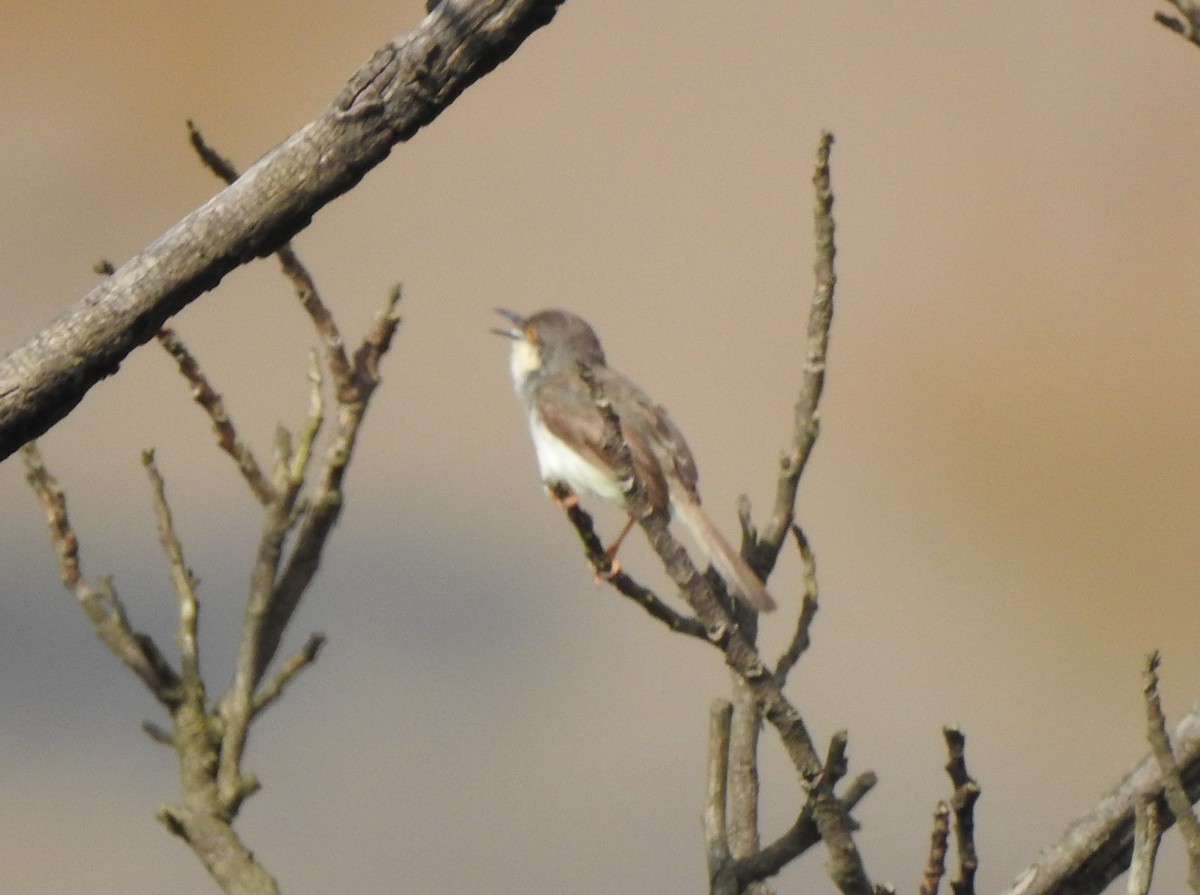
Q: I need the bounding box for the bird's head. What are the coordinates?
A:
[492,308,606,385]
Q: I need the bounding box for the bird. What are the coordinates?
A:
[492,308,775,613]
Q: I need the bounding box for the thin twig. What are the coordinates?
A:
[22,126,408,895]
[290,353,325,484]
[255,288,402,689]
[213,287,401,808]
[186,120,239,182]
[772,524,819,687]
[287,250,354,395]
[142,450,203,696]
[921,802,952,895]
[217,477,301,812]
[758,131,836,572]
[156,328,275,504]
[176,130,400,816]
[142,720,175,746]
[943,726,980,895]
[216,315,327,802]
[1128,796,1162,895]
[558,497,709,639]
[712,770,877,895]
[807,731,850,793]
[21,443,181,707]
[1143,651,1200,892]
[187,122,354,392]
[252,633,327,718]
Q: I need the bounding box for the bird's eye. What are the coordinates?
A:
[525,325,541,344]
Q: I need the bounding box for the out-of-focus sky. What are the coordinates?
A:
[2,2,1199,893]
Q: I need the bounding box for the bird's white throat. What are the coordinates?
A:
[507,339,542,389]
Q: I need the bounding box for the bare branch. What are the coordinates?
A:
[704,699,733,879]
[629,385,873,882]
[727,675,765,860]
[251,633,327,719]
[757,131,836,572]
[578,354,873,889]
[558,496,709,640]
[142,450,203,696]
[154,805,278,895]
[200,286,398,814]
[290,353,326,485]
[943,726,980,895]
[21,443,182,707]
[252,289,402,689]
[772,523,819,687]
[21,133,406,891]
[0,0,565,459]
[713,772,877,895]
[1143,651,1200,891]
[808,731,850,792]
[545,132,865,893]
[720,671,777,892]
[353,283,405,388]
[920,802,951,895]
[216,485,296,811]
[188,121,356,396]
[22,443,275,890]
[1128,796,1163,895]
[290,259,354,396]
[142,720,175,747]
[1000,709,1200,895]
[156,328,275,505]
[571,131,870,895]
[186,120,240,183]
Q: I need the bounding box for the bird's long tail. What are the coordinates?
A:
[671,491,776,613]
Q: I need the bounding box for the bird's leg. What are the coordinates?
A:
[605,515,635,562]
[591,514,636,581]
[546,483,630,582]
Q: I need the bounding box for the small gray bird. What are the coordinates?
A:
[493,308,775,613]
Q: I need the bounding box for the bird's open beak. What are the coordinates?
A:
[490,307,525,339]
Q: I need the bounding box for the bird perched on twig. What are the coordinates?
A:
[493,308,775,613]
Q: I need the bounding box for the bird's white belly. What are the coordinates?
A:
[529,418,623,501]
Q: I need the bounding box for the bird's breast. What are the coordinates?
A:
[528,416,624,501]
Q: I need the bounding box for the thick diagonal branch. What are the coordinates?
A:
[0,0,563,460]
[1000,709,1200,895]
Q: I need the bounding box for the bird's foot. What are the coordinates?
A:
[593,519,633,582]
[593,554,622,583]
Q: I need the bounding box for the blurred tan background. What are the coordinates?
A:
[2,2,1199,892]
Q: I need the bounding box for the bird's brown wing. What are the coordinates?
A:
[533,369,671,511]
[603,367,700,495]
